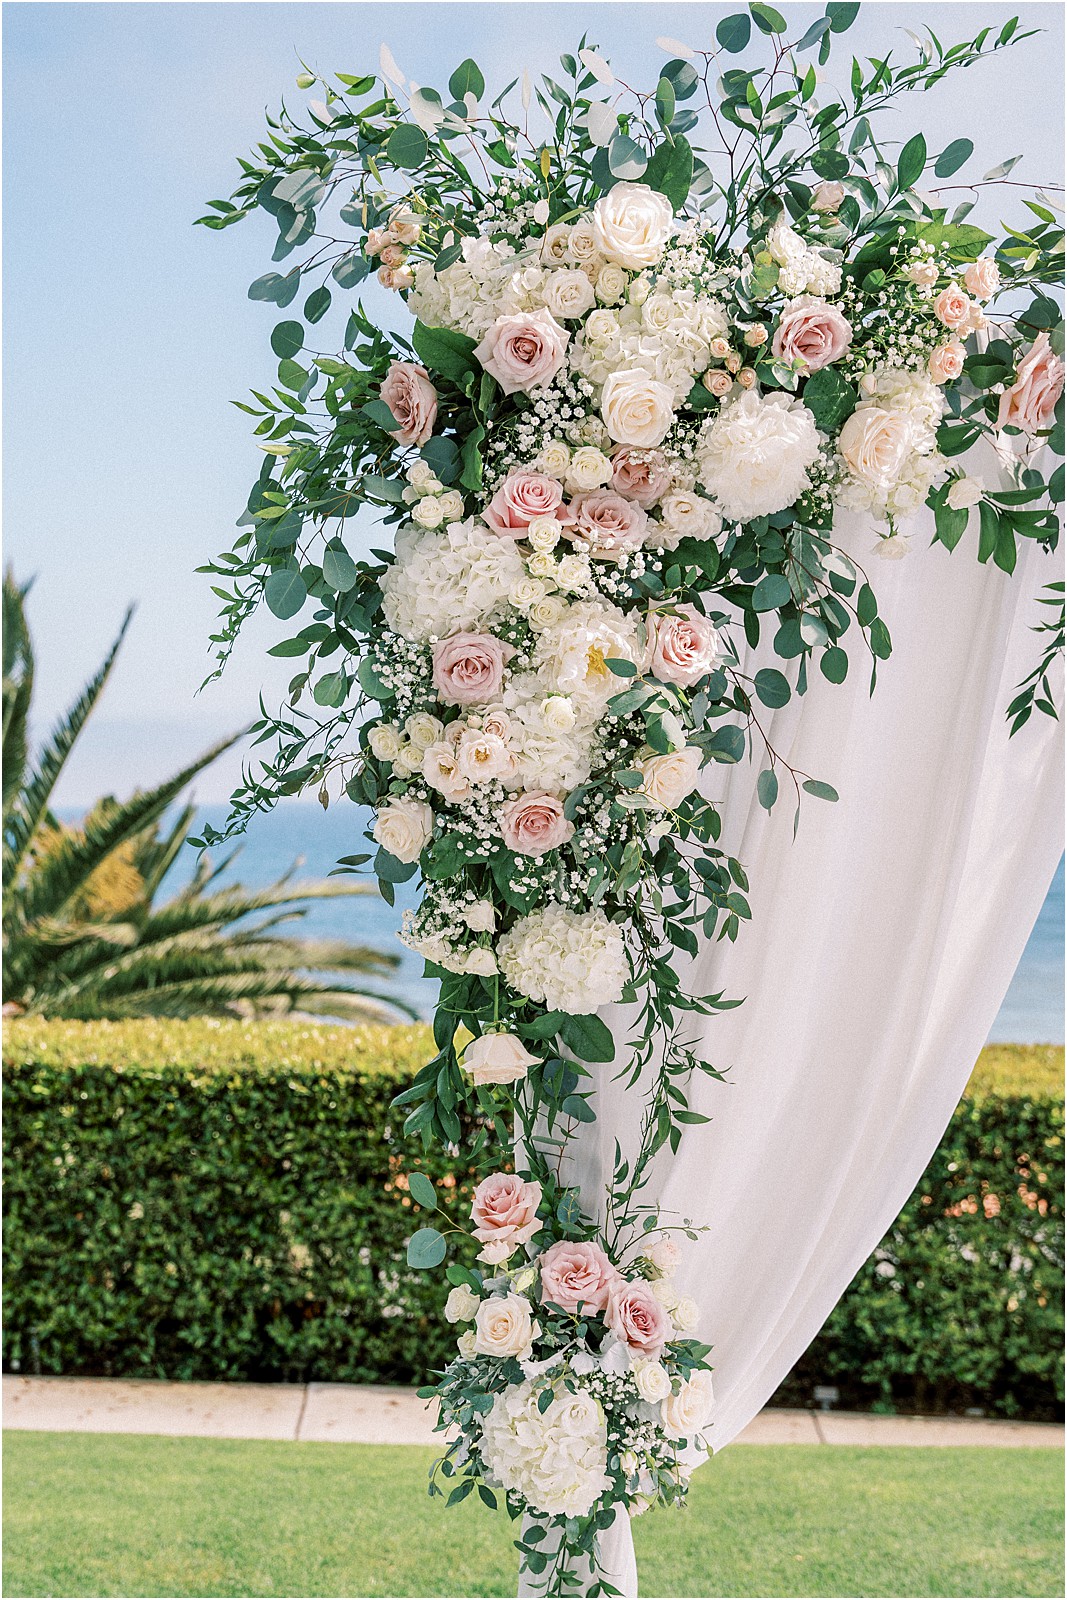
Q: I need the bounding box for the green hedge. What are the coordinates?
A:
[3,1022,1063,1417]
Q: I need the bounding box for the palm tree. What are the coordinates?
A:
[2,572,409,1022]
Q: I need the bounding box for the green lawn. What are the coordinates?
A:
[3,1434,1063,1599]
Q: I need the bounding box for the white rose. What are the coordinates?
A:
[628,275,651,306]
[566,218,601,266]
[509,577,548,612]
[540,223,571,265]
[463,899,497,933]
[405,712,445,751]
[462,1030,540,1085]
[643,1236,681,1275]
[634,1361,672,1403]
[584,308,620,345]
[510,1262,539,1295]
[437,490,466,521]
[536,440,571,480]
[527,516,563,552]
[541,695,576,732]
[368,724,403,762]
[641,292,676,334]
[408,459,438,489]
[672,1296,699,1333]
[457,1329,478,1358]
[463,946,499,977]
[528,594,568,630]
[946,475,985,510]
[661,1370,715,1439]
[543,268,597,321]
[601,369,676,448]
[412,495,445,529]
[839,406,918,493]
[373,798,433,863]
[474,1293,538,1360]
[595,262,628,305]
[445,1284,481,1323]
[527,551,558,580]
[555,554,592,592]
[565,446,614,492]
[392,741,424,778]
[636,746,702,809]
[651,1277,680,1311]
[592,182,674,269]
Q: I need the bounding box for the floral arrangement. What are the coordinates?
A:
[198,7,1062,1591]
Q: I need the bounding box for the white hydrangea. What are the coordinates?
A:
[499,674,597,793]
[497,904,628,1013]
[380,519,525,642]
[571,290,729,403]
[533,599,644,714]
[407,237,540,339]
[698,391,821,522]
[767,221,843,297]
[479,1380,612,1519]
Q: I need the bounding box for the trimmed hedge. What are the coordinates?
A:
[3,1022,1063,1417]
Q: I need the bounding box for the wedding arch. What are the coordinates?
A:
[197,7,1063,1593]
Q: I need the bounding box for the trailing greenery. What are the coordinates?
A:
[2,574,406,1023]
[3,1020,1061,1416]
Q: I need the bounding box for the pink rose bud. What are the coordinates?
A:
[771,299,852,372]
[379,243,405,269]
[707,370,734,398]
[431,632,514,705]
[737,367,757,389]
[997,332,1065,436]
[379,361,438,447]
[499,791,575,857]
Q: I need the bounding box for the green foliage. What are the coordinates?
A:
[1,577,404,1024]
[3,1022,1062,1416]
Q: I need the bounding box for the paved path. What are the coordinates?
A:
[3,1377,1062,1448]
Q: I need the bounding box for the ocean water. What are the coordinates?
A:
[127,800,1064,1044]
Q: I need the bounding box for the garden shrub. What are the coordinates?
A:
[3,1022,1063,1416]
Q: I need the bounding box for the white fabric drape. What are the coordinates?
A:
[557,456,1063,1595]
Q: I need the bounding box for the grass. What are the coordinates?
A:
[3,1434,1062,1599]
[967,1042,1064,1097]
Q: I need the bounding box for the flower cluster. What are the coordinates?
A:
[429,1173,714,1543]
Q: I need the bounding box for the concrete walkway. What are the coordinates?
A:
[4,1376,1062,1448]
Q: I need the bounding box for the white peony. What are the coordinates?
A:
[497,903,628,1013]
[592,183,674,270]
[698,391,820,522]
[479,1379,611,1518]
[533,599,644,714]
[373,799,433,864]
[381,519,525,643]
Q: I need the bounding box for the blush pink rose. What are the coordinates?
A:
[432,633,514,705]
[997,333,1065,435]
[380,361,438,447]
[964,258,1000,301]
[611,447,673,507]
[646,605,721,688]
[483,471,569,537]
[934,285,971,330]
[539,1240,621,1314]
[500,792,575,858]
[470,1173,543,1263]
[771,300,852,372]
[928,341,966,384]
[569,489,649,561]
[474,308,570,395]
[606,1278,671,1359]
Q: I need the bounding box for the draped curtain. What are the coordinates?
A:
[550,451,1063,1596]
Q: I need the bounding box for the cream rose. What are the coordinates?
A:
[541,695,576,732]
[565,446,614,493]
[542,268,596,321]
[997,332,1065,435]
[474,1293,538,1360]
[536,439,571,480]
[838,406,917,492]
[934,285,971,330]
[671,1296,699,1333]
[540,223,571,265]
[634,1361,672,1403]
[445,1284,481,1323]
[368,724,403,763]
[380,361,438,447]
[372,798,433,864]
[964,257,1000,301]
[474,308,570,395]
[462,947,499,977]
[661,1370,715,1439]
[636,746,702,809]
[500,791,575,857]
[404,712,445,751]
[646,604,721,687]
[594,262,628,305]
[463,1031,540,1086]
[591,182,674,269]
[601,369,675,448]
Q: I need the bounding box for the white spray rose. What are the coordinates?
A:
[404,712,445,751]
[946,475,985,510]
[412,495,446,529]
[542,268,597,321]
[457,1329,478,1358]
[462,1031,540,1086]
[463,899,497,933]
[437,489,466,521]
[595,262,628,304]
[672,1296,700,1333]
[368,724,403,763]
[536,440,571,480]
[527,515,563,551]
[373,798,433,864]
[636,746,702,809]
[661,1370,715,1439]
[565,446,614,492]
[541,695,576,732]
[463,946,499,977]
[601,369,676,448]
[445,1284,481,1323]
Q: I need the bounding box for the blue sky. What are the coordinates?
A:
[4,0,1064,805]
